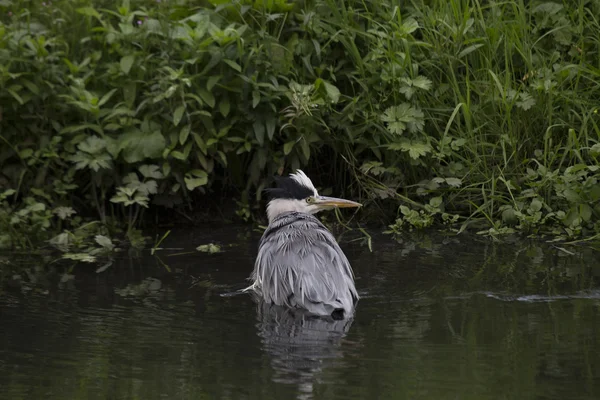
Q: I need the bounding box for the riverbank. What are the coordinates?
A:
[1,0,599,253]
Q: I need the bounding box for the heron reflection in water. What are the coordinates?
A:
[256,301,354,400]
[245,170,361,320]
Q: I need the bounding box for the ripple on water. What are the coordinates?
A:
[1,228,600,400]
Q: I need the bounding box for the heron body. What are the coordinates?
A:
[246,170,360,320]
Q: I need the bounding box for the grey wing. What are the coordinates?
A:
[253,217,358,317]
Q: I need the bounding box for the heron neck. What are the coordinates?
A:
[266,199,312,223]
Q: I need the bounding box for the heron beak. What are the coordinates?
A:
[315,196,362,209]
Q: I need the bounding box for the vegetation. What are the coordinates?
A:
[1,0,600,253]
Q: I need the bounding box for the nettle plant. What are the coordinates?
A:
[1,0,349,246]
[109,164,164,234]
[500,156,600,238]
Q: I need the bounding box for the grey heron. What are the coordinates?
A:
[245,170,361,320]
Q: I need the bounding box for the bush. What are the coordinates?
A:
[1,0,599,249]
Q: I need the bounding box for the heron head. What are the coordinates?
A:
[265,170,361,222]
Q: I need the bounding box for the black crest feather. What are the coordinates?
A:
[265,175,314,200]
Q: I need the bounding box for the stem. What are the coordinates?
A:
[91,172,105,224]
[127,205,133,236]
[131,205,141,228]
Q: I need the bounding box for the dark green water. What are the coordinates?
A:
[1,227,600,400]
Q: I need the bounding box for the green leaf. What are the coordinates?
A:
[300,139,310,160]
[223,59,241,72]
[323,81,340,103]
[96,261,113,274]
[502,207,517,224]
[193,133,207,155]
[399,76,432,100]
[217,151,227,166]
[399,86,416,100]
[380,104,425,135]
[61,124,103,135]
[190,169,207,178]
[110,188,132,204]
[123,82,136,107]
[256,149,267,170]
[63,252,96,263]
[388,140,432,159]
[173,105,185,127]
[120,55,135,75]
[266,116,276,140]
[199,89,215,108]
[411,76,432,91]
[98,89,117,107]
[207,76,221,91]
[401,18,419,34]
[517,92,536,110]
[196,243,222,253]
[31,188,52,202]
[22,79,40,95]
[563,188,581,203]
[139,164,164,179]
[123,172,141,187]
[19,148,33,159]
[184,170,208,190]
[253,121,265,146]
[69,152,112,171]
[95,235,115,251]
[252,90,260,108]
[283,141,295,155]
[529,198,543,212]
[533,2,563,14]
[445,177,462,187]
[119,129,166,163]
[49,232,72,250]
[1,189,16,201]
[458,44,484,58]
[28,202,46,212]
[451,138,466,151]
[133,192,150,208]
[179,125,191,145]
[7,88,24,105]
[137,180,158,195]
[429,196,443,208]
[563,206,581,228]
[76,7,101,20]
[171,151,186,160]
[78,136,107,154]
[580,204,592,222]
[219,97,230,117]
[589,184,600,202]
[53,206,76,220]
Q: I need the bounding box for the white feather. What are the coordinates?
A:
[290,170,318,197]
[267,199,307,223]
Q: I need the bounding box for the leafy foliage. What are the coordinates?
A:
[1,0,600,250]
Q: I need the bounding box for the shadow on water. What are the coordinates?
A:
[1,226,600,399]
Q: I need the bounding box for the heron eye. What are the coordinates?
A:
[306,197,314,204]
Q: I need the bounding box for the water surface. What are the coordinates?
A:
[1,227,599,399]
